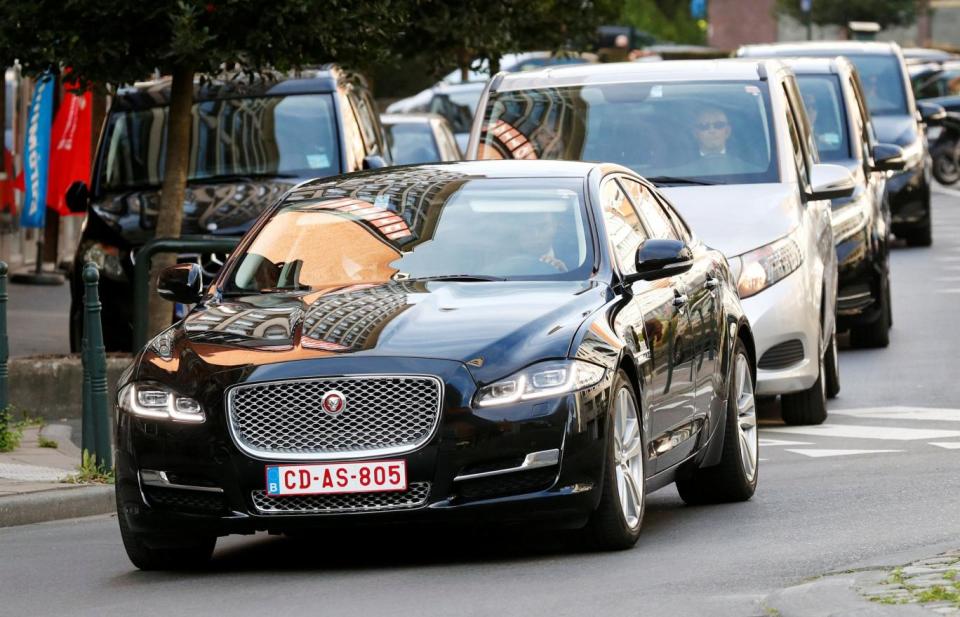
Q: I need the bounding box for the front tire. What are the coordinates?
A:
[824,330,840,398]
[780,337,828,426]
[585,371,645,551]
[850,276,891,349]
[676,339,758,505]
[117,493,216,570]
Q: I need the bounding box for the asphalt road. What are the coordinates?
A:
[2,190,959,617]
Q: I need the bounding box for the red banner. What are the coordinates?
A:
[47,88,91,216]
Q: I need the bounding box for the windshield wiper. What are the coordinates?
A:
[646,176,719,186]
[403,274,507,282]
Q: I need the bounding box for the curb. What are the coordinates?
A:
[0,485,115,528]
[764,572,935,617]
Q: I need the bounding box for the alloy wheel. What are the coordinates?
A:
[613,388,644,530]
[734,353,758,483]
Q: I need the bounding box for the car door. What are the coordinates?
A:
[601,175,695,472]
[619,177,702,469]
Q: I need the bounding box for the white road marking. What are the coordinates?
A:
[935,256,960,262]
[929,442,960,450]
[784,449,903,458]
[933,186,960,198]
[935,277,960,282]
[938,289,960,293]
[830,407,960,422]
[758,438,814,447]
[763,424,960,441]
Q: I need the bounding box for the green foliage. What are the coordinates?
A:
[619,0,705,45]
[63,450,115,484]
[37,436,59,449]
[775,0,916,30]
[915,585,960,605]
[0,407,23,453]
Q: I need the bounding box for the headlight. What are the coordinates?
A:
[831,202,868,244]
[475,360,606,407]
[82,242,127,281]
[898,137,923,168]
[735,233,803,299]
[119,383,205,423]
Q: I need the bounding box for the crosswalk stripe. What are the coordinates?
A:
[762,424,960,441]
[784,449,903,458]
[759,438,814,447]
[929,442,960,450]
[830,407,960,422]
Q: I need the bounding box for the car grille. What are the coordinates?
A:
[758,339,805,370]
[144,487,226,514]
[457,469,558,501]
[250,482,431,514]
[227,375,443,460]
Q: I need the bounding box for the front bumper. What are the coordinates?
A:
[740,268,820,396]
[835,225,886,330]
[886,162,930,234]
[115,358,612,536]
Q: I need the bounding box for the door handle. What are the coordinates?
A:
[673,293,688,307]
[705,276,720,290]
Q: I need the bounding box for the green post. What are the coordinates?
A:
[80,278,94,457]
[82,263,111,471]
[0,261,8,412]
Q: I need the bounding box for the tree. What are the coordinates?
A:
[775,0,917,30]
[619,0,706,46]
[0,0,408,339]
[400,0,620,82]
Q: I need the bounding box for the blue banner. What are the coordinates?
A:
[21,72,55,229]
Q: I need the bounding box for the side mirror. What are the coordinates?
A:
[157,263,203,305]
[808,163,856,200]
[871,143,907,172]
[65,181,89,214]
[917,101,947,125]
[627,239,694,283]
[362,154,387,170]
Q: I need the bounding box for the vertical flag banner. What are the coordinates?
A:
[20,72,55,229]
[48,88,92,216]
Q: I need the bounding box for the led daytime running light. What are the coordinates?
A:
[122,383,205,423]
[476,360,606,407]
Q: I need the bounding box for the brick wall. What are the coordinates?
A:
[707,0,778,51]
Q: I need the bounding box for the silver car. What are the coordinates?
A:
[467,59,855,425]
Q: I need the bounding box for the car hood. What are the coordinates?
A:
[659,183,800,257]
[136,280,611,385]
[872,114,920,147]
[91,178,299,246]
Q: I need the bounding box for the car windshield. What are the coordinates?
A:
[478,81,778,185]
[845,54,909,115]
[429,89,482,134]
[99,94,340,191]
[221,173,593,293]
[796,74,851,162]
[385,122,440,164]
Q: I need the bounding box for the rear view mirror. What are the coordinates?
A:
[65,181,89,213]
[627,239,694,283]
[808,164,855,200]
[918,101,947,125]
[871,143,907,172]
[157,264,203,305]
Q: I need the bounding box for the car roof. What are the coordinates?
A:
[292,160,612,195]
[778,56,853,76]
[380,113,446,125]
[111,66,356,111]
[492,59,780,91]
[739,41,901,57]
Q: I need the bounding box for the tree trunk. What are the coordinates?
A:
[458,48,471,83]
[489,54,501,76]
[145,64,194,342]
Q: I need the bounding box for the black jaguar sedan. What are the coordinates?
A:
[115,161,758,569]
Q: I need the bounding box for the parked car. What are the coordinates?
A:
[901,47,958,66]
[381,113,461,164]
[468,59,854,425]
[438,51,599,84]
[115,160,759,569]
[386,81,485,153]
[784,57,906,348]
[738,42,944,247]
[909,60,960,99]
[64,66,390,351]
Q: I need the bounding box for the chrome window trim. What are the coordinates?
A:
[225,374,444,462]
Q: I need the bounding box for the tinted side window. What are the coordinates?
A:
[619,178,677,240]
[847,74,874,166]
[351,91,382,155]
[601,178,647,274]
[338,91,366,171]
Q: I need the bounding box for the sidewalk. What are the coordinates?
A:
[765,546,960,616]
[0,424,115,527]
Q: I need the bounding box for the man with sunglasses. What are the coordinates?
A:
[689,106,750,175]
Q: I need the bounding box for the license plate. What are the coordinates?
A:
[265,460,407,496]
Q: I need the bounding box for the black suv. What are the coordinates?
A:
[739,41,944,247]
[66,66,389,351]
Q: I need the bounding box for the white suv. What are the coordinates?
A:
[467,59,855,424]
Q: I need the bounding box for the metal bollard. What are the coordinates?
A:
[0,261,8,412]
[81,263,111,471]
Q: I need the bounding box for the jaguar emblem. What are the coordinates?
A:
[321,390,346,415]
